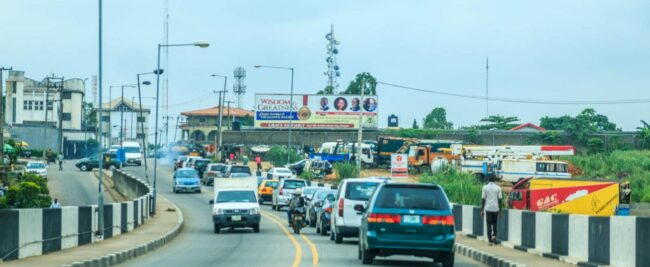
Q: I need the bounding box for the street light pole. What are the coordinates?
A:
[253,65,294,164]
[97,0,104,238]
[211,74,227,161]
[0,66,12,165]
[153,41,209,214]
[356,78,365,171]
[137,72,154,185]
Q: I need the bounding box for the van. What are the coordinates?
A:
[330,178,386,243]
[122,141,142,166]
[272,178,308,211]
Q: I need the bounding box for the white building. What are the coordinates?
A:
[100,98,150,148]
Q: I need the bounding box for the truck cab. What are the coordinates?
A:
[507,177,531,210]
[407,145,457,174]
[211,176,260,233]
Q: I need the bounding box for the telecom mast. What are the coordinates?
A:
[324,24,341,93]
[233,67,247,109]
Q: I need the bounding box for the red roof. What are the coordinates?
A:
[181,106,253,117]
[510,122,546,132]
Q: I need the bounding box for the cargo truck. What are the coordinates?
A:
[506,177,631,216]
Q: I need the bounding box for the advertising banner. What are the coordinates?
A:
[391,153,408,178]
[254,94,378,129]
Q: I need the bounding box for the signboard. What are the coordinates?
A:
[391,153,408,178]
[254,94,378,129]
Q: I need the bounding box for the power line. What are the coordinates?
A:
[377,81,650,105]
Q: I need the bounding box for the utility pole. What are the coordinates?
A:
[0,66,13,165]
[211,74,227,161]
[173,115,180,143]
[485,56,489,118]
[97,0,105,238]
[44,75,64,161]
[356,78,365,171]
[58,80,64,156]
[162,115,172,148]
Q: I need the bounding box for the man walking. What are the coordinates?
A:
[481,175,502,245]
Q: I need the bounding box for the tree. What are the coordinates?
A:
[316,85,334,95]
[341,72,377,95]
[240,114,254,126]
[637,120,650,148]
[412,119,419,129]
[82,102,98,131]
[423,107,453,129]
[539,108,620,145]
[478,115,520,130]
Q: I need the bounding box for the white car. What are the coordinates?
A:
[272,178,308,211]
[267,167,295,180]
[25,161,48,179]
[122,141,143,166]
[330,178,387,243]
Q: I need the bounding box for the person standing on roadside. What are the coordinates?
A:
[58,154,64,171]
[481,175,502,245]
[255,154,262,170]
[50,198,61,208]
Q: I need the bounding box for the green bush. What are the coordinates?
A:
[586,138,605,154]
[299,171,316,181]
[420,167,483,206]
[264,145,301,167]
[334,162,359,184]
[1,173,52,209]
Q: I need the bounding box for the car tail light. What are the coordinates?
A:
[324,207,332,213]
[422,215,454,226]
[338,198,344,217]
[367,213,401,224]
[279,188,283,196]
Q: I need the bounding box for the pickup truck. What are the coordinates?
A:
[210,176,260,233]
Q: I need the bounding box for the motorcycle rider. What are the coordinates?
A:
[287,188,306,226]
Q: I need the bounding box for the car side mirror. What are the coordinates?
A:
[315,202,323,208]
[209,200,214,204]
[354,204,365,213]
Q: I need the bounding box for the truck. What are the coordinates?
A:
[400,140,463,173]
[496,158,570,183]
[309,141,374,165]
[374,136,416,167]
[210,175,261,233]
[507,177,631,216]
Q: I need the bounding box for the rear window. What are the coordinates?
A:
[176,169,199,178]
[283,180,307,189]
[210,165,226,172]
[196,160,210,167]
[124,147,140,153]
[345,182,379,201]
[27,163,46,169]
[275,169,292,174]
[374,186,449,210]
[265,181,279,188]
[216,190,256,203]
[230,166,251,175]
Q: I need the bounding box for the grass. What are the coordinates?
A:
[334,162,359,184]
[419,167,483,206]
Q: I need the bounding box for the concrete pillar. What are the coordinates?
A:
[61,207,79,249]
[18,209,43,259]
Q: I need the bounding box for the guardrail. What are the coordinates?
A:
[0,170,153,262]
[452,204,650,267]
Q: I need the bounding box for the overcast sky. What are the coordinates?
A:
[1,0,649,140]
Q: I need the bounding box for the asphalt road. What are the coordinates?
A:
[113,159,485,267]
[46,160,113,206]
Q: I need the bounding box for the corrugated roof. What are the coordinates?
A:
[510,122,546,131]
[181,106,253,117]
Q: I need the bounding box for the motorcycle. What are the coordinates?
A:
[291,207,306,234]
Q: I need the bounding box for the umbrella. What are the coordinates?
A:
[3,144,15,153]
[17,141,29,147]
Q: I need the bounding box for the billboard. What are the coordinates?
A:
[254,94,378,129]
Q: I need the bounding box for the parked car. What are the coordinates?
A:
[258,179,279,204]
[286,159,308,175]
[286,159,333,176]
[307,189,336,227]
[202,163,227,185]
[193,159,212,178]
[267,167,295,180]
[316,193,337,236]
[301,186,322,205]
[330,178,386,244]
[357,183,455,266]
[75,152,121,171]
[225,165,252,177]
[175,156,188,171]
[183,156,202,168]
[272,178,308,211]
[173,168,201,193]
[25,161,47,179]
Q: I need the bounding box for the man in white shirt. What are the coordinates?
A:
[481,175,502,245]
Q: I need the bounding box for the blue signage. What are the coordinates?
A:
[255,111,298,121]
[117,148,126,163]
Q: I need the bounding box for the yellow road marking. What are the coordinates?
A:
[262,212,302,267]
[264,211,320,267]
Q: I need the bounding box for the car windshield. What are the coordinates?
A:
[283,180,306,189]
[303,187,319,196]
[265,181,279,188]
[196,160,210,167]
[374,186,449,210]
[176,169,199,178]
[210,165,226,172]
[345,182,379,201]
[230,173,250,178]
[27,163,45,169]
[216,190,257,203]
[124,147,140,153]
[275,169,292,174]
[230,166,251,175]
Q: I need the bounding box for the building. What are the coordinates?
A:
[4,70,92,154]
[100,98,150,148]
[180,106,253,144]
[510,122,546,133]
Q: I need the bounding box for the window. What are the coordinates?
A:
[62,92,72,99]
[47,101,53,110]
[375,185,449,210]
[345,182,380,201]
[137,116,145,122]
[62,113,71,121]
[23,100,32,110]
[136,133,145,139]
[35,101,44,110]
[199,117,206,123]
[101,116,110,122]
[536,163,546,172]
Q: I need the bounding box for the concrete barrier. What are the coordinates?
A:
[452,204,650,267]
[0,170,153,262]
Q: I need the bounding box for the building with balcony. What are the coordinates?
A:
[180,106,253,144]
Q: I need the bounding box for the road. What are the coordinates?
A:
[46,160,113,206]
[116,159,486,267]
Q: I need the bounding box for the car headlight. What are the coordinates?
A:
[176,180,183,185]
[214,208,224,215]
[250,207,260,215]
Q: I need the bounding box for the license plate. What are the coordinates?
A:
[231,215,241,221]
[403,215,420,224]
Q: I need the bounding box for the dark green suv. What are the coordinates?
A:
[357,183,455,266]
[75,152,121,171]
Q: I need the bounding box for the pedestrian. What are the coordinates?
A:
[255,154,262,170]
[58,154,64,171]
[481,175,502,245]
[50,198,61,208]
[229,153,235,164]
[242,154,249,166]
[47,149,53,164]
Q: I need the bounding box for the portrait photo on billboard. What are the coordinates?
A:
[320,97,330,111]
[334,97,348,111]
[363,97,377,112]
[350,97,361,112]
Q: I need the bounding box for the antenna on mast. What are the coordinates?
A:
[485,56,489,118]
[233,67,247,109]
[324,24,341,93]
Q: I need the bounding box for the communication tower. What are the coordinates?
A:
[233,67,247,109]
[324,24,341,93]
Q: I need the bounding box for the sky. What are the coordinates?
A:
[1,0,650,142]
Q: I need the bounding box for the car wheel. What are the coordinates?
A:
[272,203,277,210]
[196,189,201,193]
[309,215,316,227]
[329,228,335,241]
[360,246,374,265]
[320,220,328,236]
[334,229,343,244]
[440,252,454,267]
[80,164,88,171]
[253,223,260,233]
[316,222,321,234]
[214,224,221,234]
